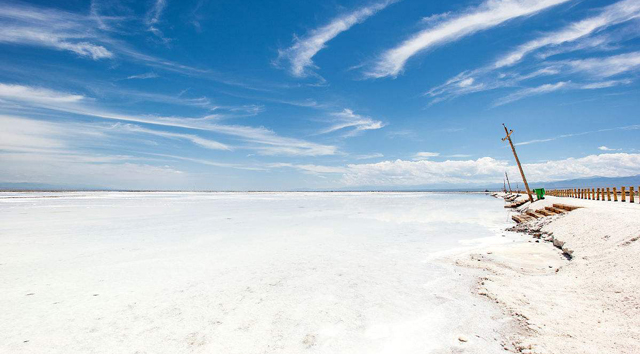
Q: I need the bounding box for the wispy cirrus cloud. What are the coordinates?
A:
[0,2,278,92]
[318,109,385,137]
[0,83,84,103]
[413,151,440,160]
[145,0,170,43]
[428,51,639,105]
[278,0,396,78]
[515,124,640,146]
[427,1,640,105]
[0,3,113,59]
[564,51,640,77]
[366,0,570,78]
[492,78,633,106]
[0,83,338,157]
[112,123,232,151]
[493,81,568,106]
[495,0,640,68]
[125,72,159,80]
[268,163,346,175]
[354,153,384,160]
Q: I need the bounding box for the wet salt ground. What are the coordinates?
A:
[1,192,515,353]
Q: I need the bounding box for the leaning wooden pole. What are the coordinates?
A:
[505,172,513,194]
[502,124,534,203]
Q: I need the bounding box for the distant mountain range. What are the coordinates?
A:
[529,175,640,190]
[0,182,108,191]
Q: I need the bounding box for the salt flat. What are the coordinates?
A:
[0,192,516,353]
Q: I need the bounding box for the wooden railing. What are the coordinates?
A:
[544,187,639,203]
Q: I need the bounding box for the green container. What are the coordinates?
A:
[534,188,545,200]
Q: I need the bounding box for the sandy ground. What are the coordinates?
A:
[453,194,640,353]
[1,192,517,354]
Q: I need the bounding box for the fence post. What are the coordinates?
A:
[622,187,626,202]
[631,187,635,203]
[597,188,601,200]
[613,187,618,202]
[607,187,611,201]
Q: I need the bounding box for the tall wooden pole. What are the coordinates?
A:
[505,172,513,194]
[502,124,534,203]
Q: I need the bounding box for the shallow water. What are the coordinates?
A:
[0,192,515,353]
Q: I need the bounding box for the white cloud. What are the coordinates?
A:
[342,157,508,186]
[522,153,640,181]
[145,0,169,42]
[146,0,167,25]
[495,0,640,67]
[413,151,440,160]
[354,153,384,160]
[598,146,620,151]
[0,83,338,157]
[112,124,231,151]
[340,153,640,187]
[319,109,385,136]
[0,83,84,103]
[125,72,159,80]
[366,0,570,78]
[565,51,640,77]
[146,153,265,171]
[515,124,640,146]
[428,52,637,105]
[446,154,472,158]
[493,81,567,106]
[0,3,114,59]
[269,163,346,174]
[491,76,633,106]
[0,2,267,91]
[458,78,475,87]
[278,0,395,77]
[0,115,70,151]
[581,79,633,89]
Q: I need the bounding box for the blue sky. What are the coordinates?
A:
[0,0,639,190]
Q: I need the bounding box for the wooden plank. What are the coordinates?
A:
[538,209,555,216]
[525,211,541,219]
[553,203,580,211]
[520,215,534,222]
[547,206,567,214]
[512,215,524,223]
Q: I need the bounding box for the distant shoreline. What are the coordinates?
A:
[0,189,497,193]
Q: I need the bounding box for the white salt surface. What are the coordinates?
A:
[0,192,515,353]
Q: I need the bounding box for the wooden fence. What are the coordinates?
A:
[543,187,639,203]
